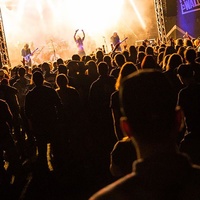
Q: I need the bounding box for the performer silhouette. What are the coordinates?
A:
[74,29,86,57]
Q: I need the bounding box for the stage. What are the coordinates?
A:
[0,0,157,66]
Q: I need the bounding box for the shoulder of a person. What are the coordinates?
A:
[89,173,135,200]
[6,85,18,94]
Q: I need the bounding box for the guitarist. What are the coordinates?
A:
[110,32,121,52]
[21,43,32,67]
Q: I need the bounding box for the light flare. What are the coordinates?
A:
[129,0,146,30]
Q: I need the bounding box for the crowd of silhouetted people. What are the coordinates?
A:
[1,34,200,199]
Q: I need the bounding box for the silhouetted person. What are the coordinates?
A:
[90,69,200,200]
[41,62,56,88]
[0,78,25,159]
[110,62,138,141]
[163,53,183,101]
[74,29,86,58]
[136,51,145,70]
[9,66,20,86]
[95,50,104,65]
[85,60,99,86]
[56,74,80,129]
[128,45,137,64]
[184,48,200,83]
[177,64,200,164]
[88,61,116,188]
[110,62,138,178]
[0,99,22,199]
[110,32,121,52]
[25,71,63,173]
[141,55,159,70]
[110,53,126,79]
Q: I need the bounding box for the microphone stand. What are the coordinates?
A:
[51,39,56,61]
[103,36,108,54]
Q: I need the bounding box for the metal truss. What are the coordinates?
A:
[0,8,10,67]
[154,0,167,44]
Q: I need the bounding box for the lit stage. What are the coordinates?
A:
[0,0,156,66]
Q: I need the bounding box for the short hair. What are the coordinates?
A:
[72,54,81,61]
[184,48,197,63]
[114,53,126,67]
[97,62,109,76]
[57,58,64,65]
[56,74,69,88]
[120,69,177,141]
[58,64,67,74]
[18,67,26,77]
[33,71,44,86]
[42,62,51,72]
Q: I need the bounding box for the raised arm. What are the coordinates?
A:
[82,29,85,41]
[74,29,79,41]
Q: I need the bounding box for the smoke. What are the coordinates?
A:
[1,0,156,67]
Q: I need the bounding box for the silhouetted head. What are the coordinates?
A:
[141,55,157,69]
[57,58,64,65]
[33,71,44,86]
[18,67,26,77]
[114,53,126,67]
[72,54,81,61]
[166,53,183,71]
[120,69,177,142]
[97,62,109,76]
[95,50,104,61]
[42,62,51,73]
[115,62,138,90]
[56,73,69,88]
[58,64,67,74]
[184,48,197,63]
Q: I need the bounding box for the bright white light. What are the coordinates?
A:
[0,0,156,66]
[16,0,26,21]
[65,0,124,34]
[36,0,43,20]
[129,0,146,30]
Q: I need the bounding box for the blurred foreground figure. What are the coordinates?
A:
[25,71,63,173]
[89,69,200,200]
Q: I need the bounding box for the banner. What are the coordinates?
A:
[179,0,200,14]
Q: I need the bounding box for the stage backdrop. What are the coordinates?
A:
[165,0,200,39]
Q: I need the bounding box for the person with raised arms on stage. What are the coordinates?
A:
[74,29,86,58]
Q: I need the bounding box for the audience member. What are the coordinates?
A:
[177,64,200,164]
[24,71,63,174]
[184,48,200,83]
[89,69,200,200]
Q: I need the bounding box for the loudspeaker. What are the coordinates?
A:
[166,0,177,17]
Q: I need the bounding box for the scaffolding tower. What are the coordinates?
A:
[154,0,167,44]
[0,8,10,67]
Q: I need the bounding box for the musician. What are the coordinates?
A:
[74,29,86,58]
[110,31,121,52]
[21,43,32,67]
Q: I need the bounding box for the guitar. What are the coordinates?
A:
[22,48,38,65]
[112,37,128,53]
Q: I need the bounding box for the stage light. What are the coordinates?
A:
[129,0,146,30]
[65,0,124,34]
[36,0,43,20]
[16,0,26,21]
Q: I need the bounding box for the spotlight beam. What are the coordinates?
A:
[129,0,146,30]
